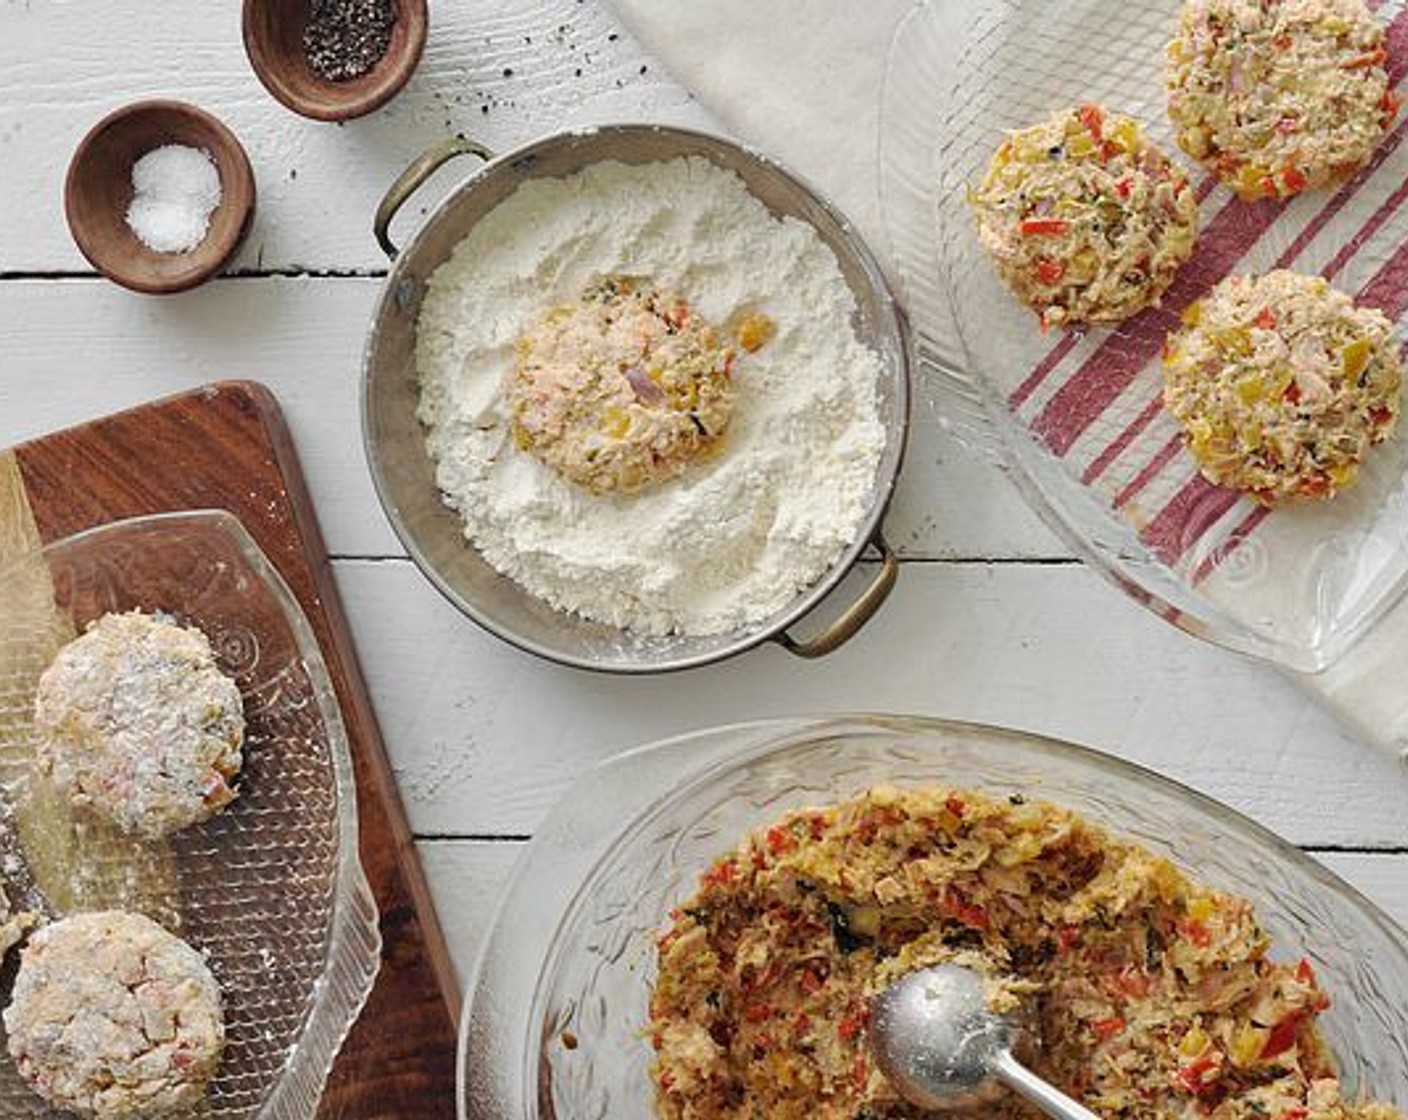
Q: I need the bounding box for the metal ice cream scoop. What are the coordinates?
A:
[869,963,1101,1120]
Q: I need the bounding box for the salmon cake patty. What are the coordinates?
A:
[34,611,244,839]
[971,104,1199,329]
[1163,269,1401,503]
[5,911,224,1117]
[507,276,742,494]
[1167,0,1398,199]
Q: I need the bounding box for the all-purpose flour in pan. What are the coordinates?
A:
[415,155,886,637]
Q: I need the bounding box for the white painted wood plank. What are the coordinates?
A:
[0,0,699,273]
[418,841,1408,993]
[343,557,1408,846]
[0,278,399,558]
[1314,852,1408,933]
[0,278,1064,561]
[418,840,524,989]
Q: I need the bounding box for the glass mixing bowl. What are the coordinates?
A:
[459,715,1408,1119]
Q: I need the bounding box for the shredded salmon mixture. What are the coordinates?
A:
[970,104,1199,329]
[648,786,1404,1120]
[1163,270,1401,503]
[507,276,746,494]
[1167,0,1398,200]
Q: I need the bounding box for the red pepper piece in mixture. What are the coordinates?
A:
[1021,218,1071,236]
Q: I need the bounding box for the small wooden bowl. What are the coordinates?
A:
[64,101,256,296]
[242,0,428,122]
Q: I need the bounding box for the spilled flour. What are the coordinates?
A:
[415,155,886,637]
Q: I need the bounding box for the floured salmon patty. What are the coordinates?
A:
[970,104,1199,328]
[34,611,244,839]
[5,911,224,1117]
[1167,0,1398,199]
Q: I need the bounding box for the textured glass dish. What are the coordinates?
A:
[458,715,1408,1119]
[878,0,1408,672]
[0,511,380,1119]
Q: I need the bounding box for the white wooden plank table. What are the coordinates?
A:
[2,0,1405,1038]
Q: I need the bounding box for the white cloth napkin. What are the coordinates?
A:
[605,1,913,274]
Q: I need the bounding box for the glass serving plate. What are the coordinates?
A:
[458,715,1408,1120]
[878,0,1408,672]
[0,511,380,1119]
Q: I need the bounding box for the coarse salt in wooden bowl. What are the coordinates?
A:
[242,0,428,122]
[63,100,256,296]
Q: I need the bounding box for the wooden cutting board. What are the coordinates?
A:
[0,381,457,1118]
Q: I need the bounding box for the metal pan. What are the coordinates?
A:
[361,125,911,673]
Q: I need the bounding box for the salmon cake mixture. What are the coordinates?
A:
[1167,0,1398,200]
[34,611,245,839]
[1163,270,1402,503]
[5,911,225,1117]
[970,104,1199,329]
[507,276,742,495]
[648,786,1403,1120]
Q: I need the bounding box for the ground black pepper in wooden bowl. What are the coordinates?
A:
[303,0,396,82]
[243,0,425,120]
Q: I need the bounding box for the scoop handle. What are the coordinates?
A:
[992,1049,1102,1120]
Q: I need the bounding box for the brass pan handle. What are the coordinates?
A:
[776,532,899,659]
[374,135,494,259]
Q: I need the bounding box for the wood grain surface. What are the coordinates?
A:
[9,382,456,1118]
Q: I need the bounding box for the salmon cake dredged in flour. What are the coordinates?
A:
[1167,0,1399,199]
[414,155,886,638]
[648,787,1405,1120]
[34,611,245,839]
[5,911,225,1118]
[507,276,738,495]
[970,104,1199,329]
[1163,270,1402,503]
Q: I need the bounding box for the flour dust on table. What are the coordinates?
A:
[416,156,886,637]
